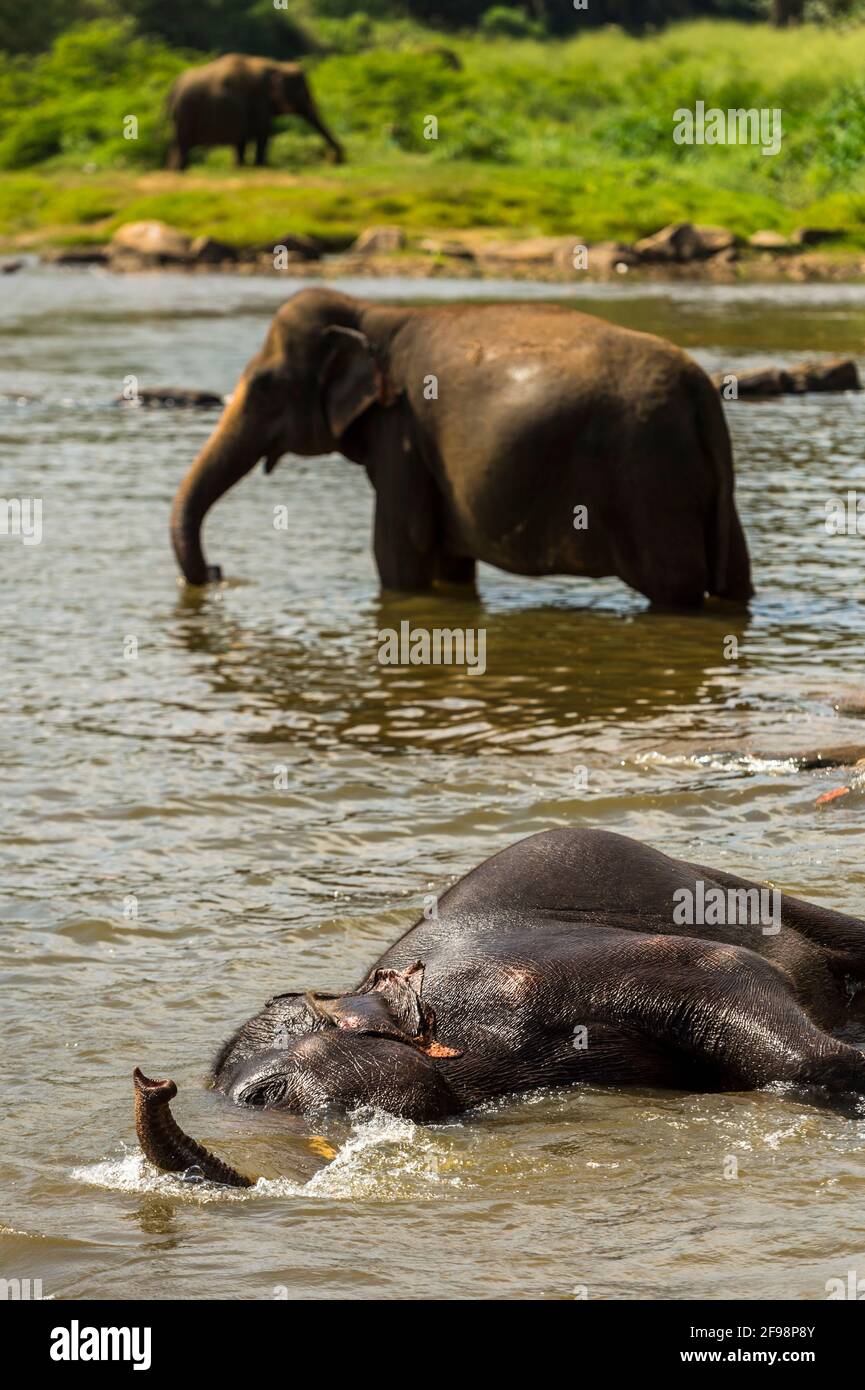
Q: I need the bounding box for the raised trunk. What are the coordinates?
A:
[170,382,262,584]
[133,1067,253,1188]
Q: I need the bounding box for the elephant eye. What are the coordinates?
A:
[243,1078,286,1108]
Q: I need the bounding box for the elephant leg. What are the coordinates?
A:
[619,519,708,608]
[618,544,707,608]
[642,578,707,610]
[235,141,247,167]
[254,136,269,167]
[435,553,477,590]
[591,937,865,1109]
[368,435,440,592]
[166,140,188,171]
[714,508,753,602]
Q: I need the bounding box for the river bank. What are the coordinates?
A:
[19,219,865,285]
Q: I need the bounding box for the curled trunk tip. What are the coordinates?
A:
[133,1067,177,1103]
[133,1066,253,1189]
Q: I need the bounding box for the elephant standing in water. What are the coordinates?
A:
[135,829,865,1187]
[166,55,344,169]
[170,288,752,607]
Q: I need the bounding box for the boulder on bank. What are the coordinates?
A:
[748,230,793,252]
[350,225,406,256]
[189,235,238,265]
[1,258,24,274]
[792,227,838,246]
[712,357,861,398]
[110,220,192,265]
[588,240,642,275]
[116,387,224,408]
[41,246,110,266]
[258,233,324,263]
[479,236,605,276]
[634,222,736,263]
[481,235,575,264]
[419,237,475,260]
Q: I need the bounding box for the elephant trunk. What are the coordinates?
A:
[299,97,345,163]
[170,382,262,585]
[133,1067,253,1188]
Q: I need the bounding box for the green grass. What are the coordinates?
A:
[3,17,865,249]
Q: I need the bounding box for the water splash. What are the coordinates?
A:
[73,1112,467,1203]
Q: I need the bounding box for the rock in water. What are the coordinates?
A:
[117,387,224,408]
[712,358,861,398]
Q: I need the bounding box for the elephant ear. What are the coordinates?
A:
[362,962,426,1033]
[319,325,392,440]
[268,67,294,113]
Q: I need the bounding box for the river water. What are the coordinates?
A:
[2,269,865,1300]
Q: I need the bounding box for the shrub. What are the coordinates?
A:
[479,6,546,39]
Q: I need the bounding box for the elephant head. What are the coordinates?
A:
[270,63,345,163]
[134,963,462,1183]
[170,289,396,585]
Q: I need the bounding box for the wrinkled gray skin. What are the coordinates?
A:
[170,288,753,608]
[212,829,865,1123]
[166,54,344,170]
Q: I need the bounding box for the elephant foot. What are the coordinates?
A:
[133,1067,253,1188]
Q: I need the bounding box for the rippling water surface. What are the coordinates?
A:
[2,270,865,1300]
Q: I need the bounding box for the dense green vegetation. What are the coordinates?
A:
[0,1,796,56]
[1,8,864,249]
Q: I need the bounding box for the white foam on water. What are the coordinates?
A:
[72,1148,261,1203]
[73,1112,466,1203]
[284,1109,464,1201]
[635,751,799,775]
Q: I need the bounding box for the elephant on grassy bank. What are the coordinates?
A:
[135,828,865,1186]
[166,54,344,170]
[170,288,752,608]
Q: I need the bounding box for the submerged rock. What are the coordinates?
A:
[795,745,865,769]
[786,358,861,392]
[713,357,861,398]
[41,247,110,266]
[116,387,224,408]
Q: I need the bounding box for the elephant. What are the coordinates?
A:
[170,288,753,609]
[166,54,344,170]
[134,828,865,1187]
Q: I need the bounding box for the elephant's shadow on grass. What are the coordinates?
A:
[169,587,751,755]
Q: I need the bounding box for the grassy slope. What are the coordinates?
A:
[2,19,865,249]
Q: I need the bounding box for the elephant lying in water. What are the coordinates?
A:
[135,828,865,1187]
[170,288,753,608]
